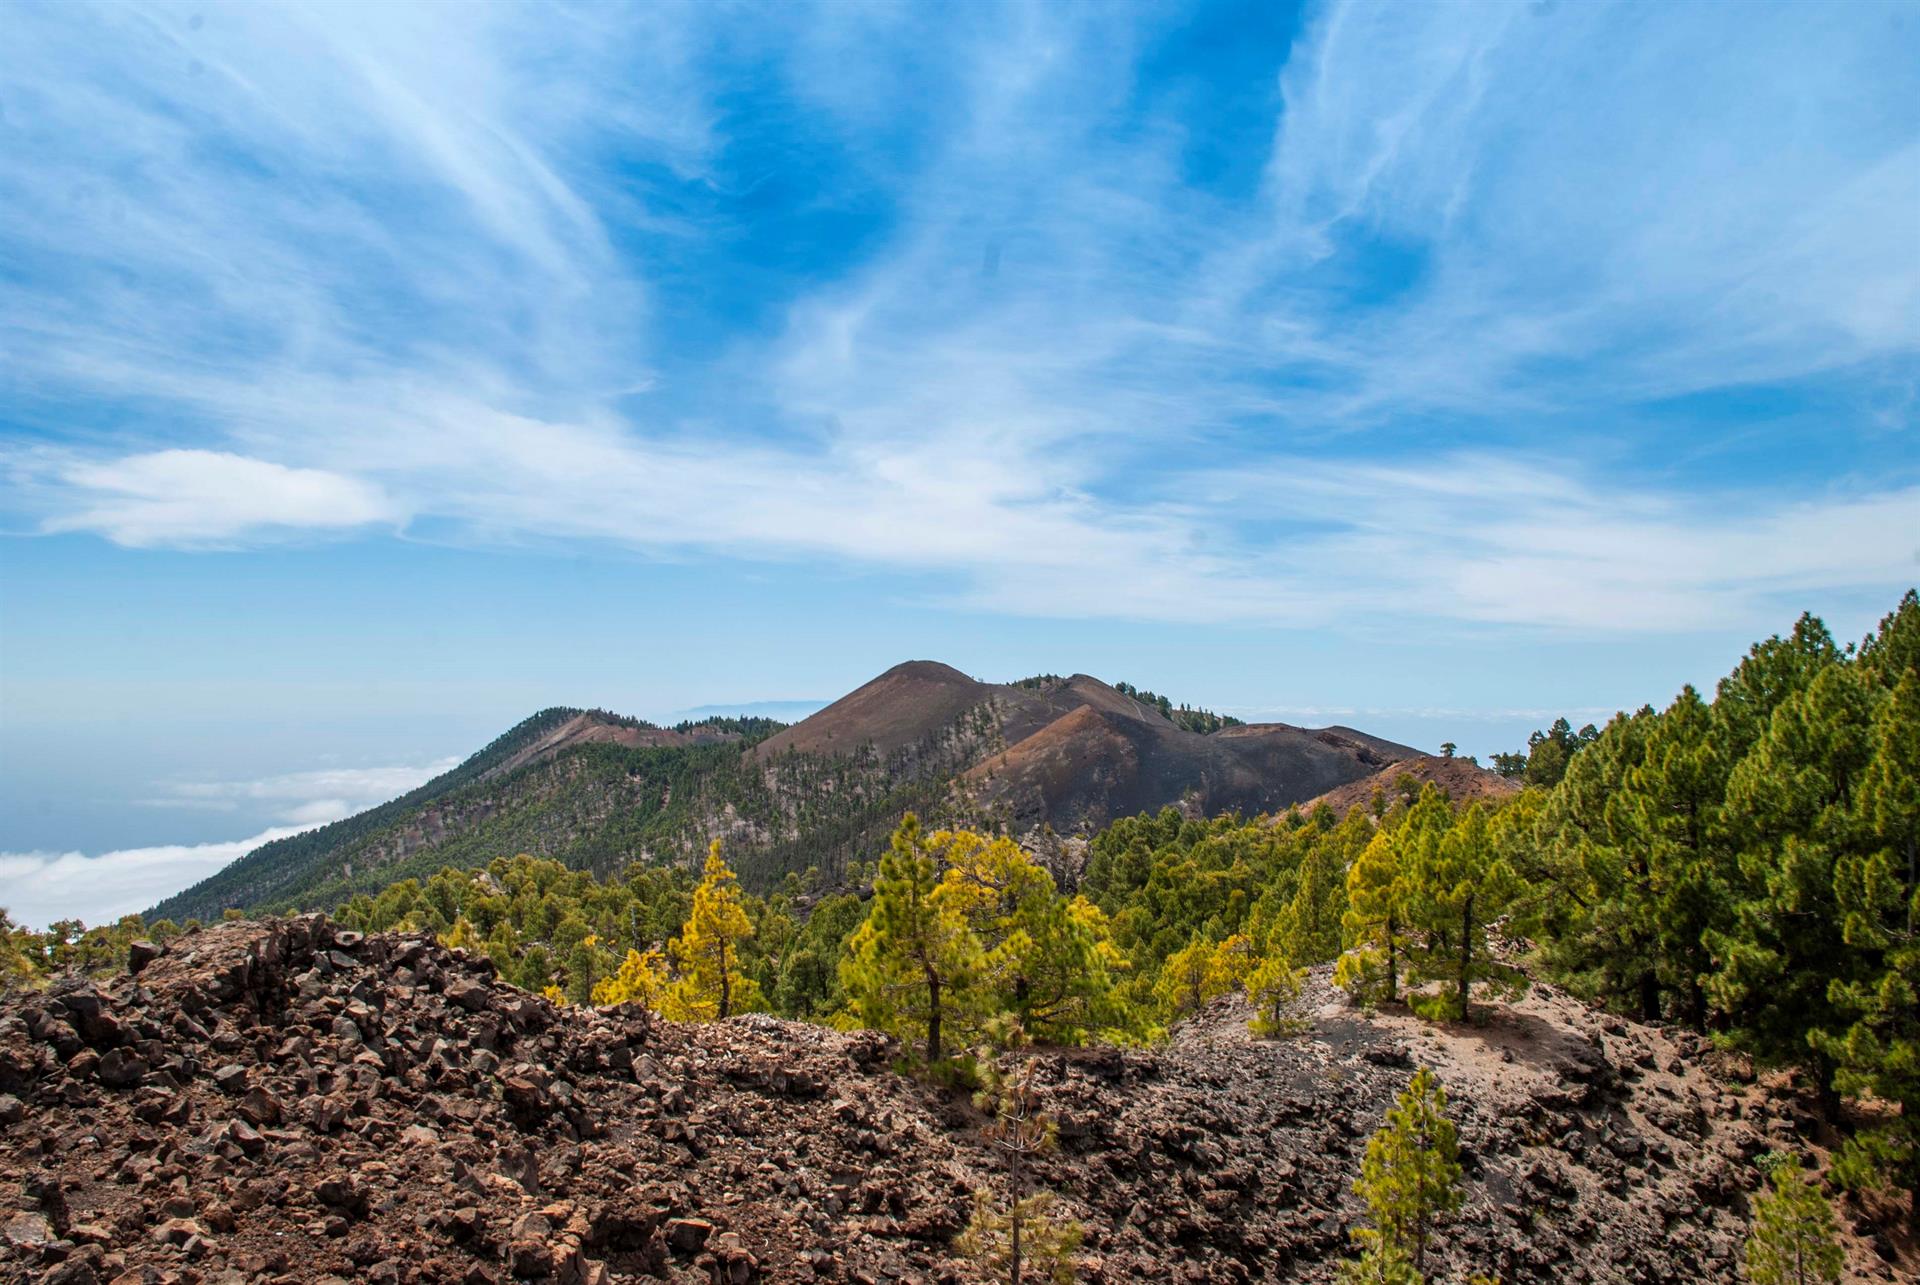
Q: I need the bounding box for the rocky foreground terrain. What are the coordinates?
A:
[1,918,1911,1284]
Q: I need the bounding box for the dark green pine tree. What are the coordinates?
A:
[1517,707,1667,1019]
[1402,802,1527,1022]
[1278,808,1366,967]
[1625,685,1734,1030]
[1712,613,1842,764]
[1818,670,1920,1233]
[1710,661,1876,1105]
[1855,589,1920,690]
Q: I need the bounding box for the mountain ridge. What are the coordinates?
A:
[145,664,1427,923]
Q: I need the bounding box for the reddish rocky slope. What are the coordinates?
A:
[1293,754,1522,818]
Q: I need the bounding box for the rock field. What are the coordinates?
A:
[1,917,1911,1284]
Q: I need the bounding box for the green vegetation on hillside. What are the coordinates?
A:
[146,706,589,922]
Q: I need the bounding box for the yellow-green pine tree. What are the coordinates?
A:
[934,829,1123,1044]
[592,947,670,1009]
[958,1022,1083,1285]
[667,842,760,1020]
[1246,949,1307,1038]
[1207,931,1261,994]
[1156,936,1221,1021]
[1403,803,1526,1023]
[1338,831,1406,1005]
[439,915,485,956]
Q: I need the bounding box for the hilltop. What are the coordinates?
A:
[5,917,1905,1284]
[147,665,1418,922]
[1291,754,1520,819]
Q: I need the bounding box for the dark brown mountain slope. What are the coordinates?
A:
[2,918,1907,1284]
[753,661,999,758]
[762,664,1422,836]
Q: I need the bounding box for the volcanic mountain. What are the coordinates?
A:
[148,664,1421,922]
[762,662,1420,832]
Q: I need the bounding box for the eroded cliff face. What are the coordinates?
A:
[1,920,1906,1285]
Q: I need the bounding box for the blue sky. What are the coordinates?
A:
[2,0,1917,926]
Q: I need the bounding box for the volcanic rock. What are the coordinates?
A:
[1,916,1909,1284]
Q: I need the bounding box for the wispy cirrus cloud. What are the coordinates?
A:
[2,0,1915,637]
[41,450,396,547]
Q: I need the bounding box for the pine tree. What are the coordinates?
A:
[1335,1242,1422,1285]
[564,934,609,1006]
[439,915,485,956]
[774,946,834,1018]
[1403,802,1526,1022]
[1246,949,1307,1038]
[1277,813,1356,966]
[937,829,1122,1044]
[958,1022,1083,1285]
[1743,1154,1843,1285]
[0,910,36,983]
[1711,663,1875,1102]
[1346,1067,1463,1275]
[1818,671,1920,1232]
[516,943,555,993]
[1516,708,1664,1019]
[1208,932,1262,994]
[591,947,670,1009]
[1156,936,1221,1020]
[1625,685,1732,1030]
[1714,613,1842,763]
[1339,829,1406,1006]
[1855,589,1920,689]
[1341,789,1449,1007]
[666,842,760,1020]
[840,815,981,1063]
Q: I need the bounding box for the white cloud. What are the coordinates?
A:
[139,757,460,828]
[0,826,311,931]
[158,759,459,812]
[1,755,463,929]
[42,450,395,546]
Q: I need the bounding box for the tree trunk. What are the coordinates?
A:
[1639,971,1661,1023]
[926,971,942,1064]
[1010,1163,1024,1285]
[1456,896,1474,1022]
[1810,1048,1841,1121]
[1907,835,1916,937]
[1386,911,1398,1003]
[717,943,731,1020]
